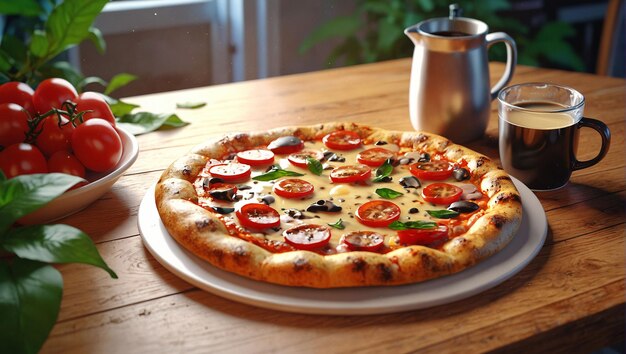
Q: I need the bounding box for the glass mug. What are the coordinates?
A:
[498,83,611,191]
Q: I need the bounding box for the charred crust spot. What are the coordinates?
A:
[351,257,367,272]
[212,249,225,266]
[293,257,312,272]
[377,263,393,282]
[182,166,192,176]
[494,192,522,204]
[232,245,248,264]
[417,134,429,143]
[476,156,488,167]
[490,215,508,229]
[195,218,211,229]
[495,175,512,182]
[420,252,440,272]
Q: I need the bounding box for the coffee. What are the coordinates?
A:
[431,30,470,37]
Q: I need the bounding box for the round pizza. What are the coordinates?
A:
[154,122,522,288]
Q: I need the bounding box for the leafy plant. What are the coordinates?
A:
[300,0,584,71]
[0,172,117,354]
[0,0,190,134]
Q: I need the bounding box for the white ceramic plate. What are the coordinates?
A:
[139,178,547,315]
[20,126,139,225]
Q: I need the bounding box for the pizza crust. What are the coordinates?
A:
[154,122,522,288]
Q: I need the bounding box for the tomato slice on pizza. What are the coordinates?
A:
[236,149,275,166]
[236,203,280,229]
[283,224,331,250]
[409,160,454,180]
[341,231,385,252]
[273,178,314,198]
[329,164,371,183]
[355,200,401,227]
[322,130,361,150]
[422,183,463,205]
[209,163,251,182]
[356,147,396,167]
[287,149,324,168]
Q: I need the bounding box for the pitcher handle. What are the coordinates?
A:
[486,32,517,100]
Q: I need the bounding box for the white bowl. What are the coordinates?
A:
[19,126,139,225]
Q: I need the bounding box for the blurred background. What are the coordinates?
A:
[5,0,625,97]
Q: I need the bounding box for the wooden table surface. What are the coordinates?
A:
[41,59,625,353]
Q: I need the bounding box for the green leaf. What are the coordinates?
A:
[373,158,394,182]
[417,0,435,12]
[0,0,43,16]
[306,157,323,176]
[28,30,48,58]
[327,219,345,230]
[176,102,207,109]
[0,173,84,233]
[39,61,84,88]
[0,50,12,72]
[0,258,62,354]
[77,76,108,92]
[87,27,106,54]
[388,220,437,230]
[1,35,28,64]
[103,95,140,117]
[104,73,138,96]
[426,209,460,219]
[375,188,403,199]
[116,112,189,135]
[299,15,361,54]
[252,167,304,182]
[2,224,117,278]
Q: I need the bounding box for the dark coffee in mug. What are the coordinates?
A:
[431,30,470,37]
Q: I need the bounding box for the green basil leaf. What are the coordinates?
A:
[0,50,13,73]
[327,219,345,230]
[116,112,189,135]
[0,0,43,16]
[373,158,394,182]
[0,173,84,233]
[0,258,62,354]
[87,27,106,54]
[375,188,403,199]
[28,30,48,58]
[104,73,137,96]
[176,102,207,109]
[104,96,140,117]
[252,168,304,181]
[426,209,460,219]
[388,220,437,230]
[3,224,117,278]
[306,157,323,176]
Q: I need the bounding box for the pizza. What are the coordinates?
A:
[154,122,522,288]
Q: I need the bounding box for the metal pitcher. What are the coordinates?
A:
[404,5,517,143]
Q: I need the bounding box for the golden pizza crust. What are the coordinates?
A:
[154,122,522,288]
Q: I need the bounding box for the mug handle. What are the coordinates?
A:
[486,32,517,100]
[572,117,611,171]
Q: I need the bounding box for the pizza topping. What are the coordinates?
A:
[236,203,281,229]
[329,164,371,183]
[287,149,324,168]
[396,225,448,246]
[252,165,304,181]
[284,208,307,219]
[426,210,460,219]
[409,160,453,181]
[323,151,346,162]
[322,130,362,151]
[453,167,470,181]
[341,231,385,252]
[458,183,483,200]
[356,147,396,167]
[448,201,480,213]
[211,206,236,215]
[372,158,394,182]
[306,157,324,176]
[283,224,331,250]
[388,220,437,230]
[375,188,403,199]
[236,149,275,166]
[307,199,342,213]
[209,163,252,183]
[267,136,304,154]
[355,200,401,227]
[402,151,430,163]
[399,176,421,189]
[422,182,463,205]
[259,195,276,205]
[273,178,315,199]
[208,183,238,201]
[327,219,346,230]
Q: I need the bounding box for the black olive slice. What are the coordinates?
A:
[211,206,235,214]
[208,185,237,201]
[306,200,342,212]
[453,167,470,181]
[448,201,479,213]
[399,176,421,188]
[267,136,303,150]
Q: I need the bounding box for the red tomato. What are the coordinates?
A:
[283,224,331,250]
[421,183,463,205]
[267,136,304,154]
[236,203,280,229]
[0,143,47,178]
[0,103,30,146]
[71,118,122,172]
[322,130,361,150]
[409,160,454,181]
[209,163,251,182]
[33,78,78,114]
[235,149,274,166]
[273,178,314,198]
[341,231,385,252]
[47,150,86,178]
[287,149,324,168]
[74,91,116,126]
[397,225,449,245]
[0,82,36,117]
[35,115,75,156]
[355,200,401,227]
[356,147,395,167]
[329,164,371,183]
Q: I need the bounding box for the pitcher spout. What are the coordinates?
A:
[404,25,421,46]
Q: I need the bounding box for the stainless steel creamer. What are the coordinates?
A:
[404,5,517,143]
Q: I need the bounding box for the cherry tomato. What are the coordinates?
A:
[71,118,122,172]
[355,200,401,227]
[287,149,324,168]
[329,164,371,183]
[209,162,251,182]
[0,143,47,178]
[47,150,86,178]
[236,203,280,229]
[322,130,361,150]
[273,178,315,199]
[341,231,385,252]
[0,82,36,117]
[283,224,331,250]
[397,225,449,245]
[356,147,395,167]
[74,91,116,126]
[267,136,304,154]
[0,103,30,147]
[235,149,274,166]
[33,78,78,114]
[421,183,463,205]
[35,115,75,156]
[409,160,454,181]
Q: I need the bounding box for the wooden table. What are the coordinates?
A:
[42,59,625,353]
